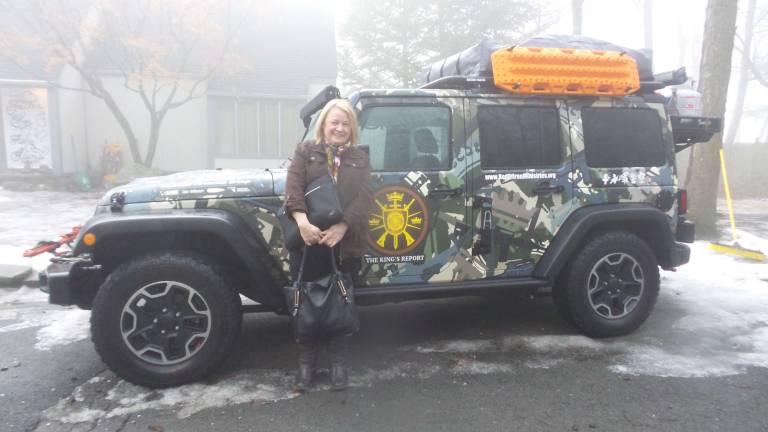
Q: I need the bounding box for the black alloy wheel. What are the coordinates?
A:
[554,231,660,338]
[91,252,241,388]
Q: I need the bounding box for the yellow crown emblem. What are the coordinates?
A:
[410,216,422,225]
[386,191,405,202]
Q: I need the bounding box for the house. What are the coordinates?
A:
[0,0,337,176]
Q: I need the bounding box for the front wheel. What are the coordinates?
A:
[91,252,242,387]
[553,231,660,338]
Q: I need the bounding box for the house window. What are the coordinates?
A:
[211,97,304,158]
[478,105,562,170]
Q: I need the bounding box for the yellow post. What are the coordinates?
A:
[718,148,738,243]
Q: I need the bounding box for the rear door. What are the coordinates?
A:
[355,95,470,285]
[464,96,575,278]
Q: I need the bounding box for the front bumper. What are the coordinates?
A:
[39,261,75,305]
[39,259,101,307]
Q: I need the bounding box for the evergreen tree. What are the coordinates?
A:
[339,0,553,89]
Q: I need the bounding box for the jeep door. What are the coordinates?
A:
[465,97,575,278]
[355,94,470,285]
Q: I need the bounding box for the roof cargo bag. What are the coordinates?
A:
[424,39,507,83]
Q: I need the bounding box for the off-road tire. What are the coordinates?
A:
[91,252,242,388]
[554,231,659,338]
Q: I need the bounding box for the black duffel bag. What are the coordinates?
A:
[283,249,360,343]
[278,175,343,251]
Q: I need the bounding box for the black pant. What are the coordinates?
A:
[289,246,362,286]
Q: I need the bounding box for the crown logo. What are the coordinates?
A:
[410,216,422,225]
[386,191,405,202]
[368,216,380,225]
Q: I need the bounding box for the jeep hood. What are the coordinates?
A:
[98,169,280,206]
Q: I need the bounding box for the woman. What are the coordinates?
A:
[284,99,372,391]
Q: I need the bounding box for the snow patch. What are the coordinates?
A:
[34,309,91,350]
[608,346,742,378]
[524,359,563,369]
[518,335,605,352]
[45,371,300,423]
[452,359,514,375]
[407,339,496,353]
[0,302,90,350]
[351,362,442,386]
[58,408,107,424]
[0,286,47,304]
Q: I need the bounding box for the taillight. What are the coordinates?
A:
[678,189,687,215]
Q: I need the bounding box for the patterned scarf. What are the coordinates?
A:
[325,142,350,181]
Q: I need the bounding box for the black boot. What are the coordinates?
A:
[329,335,350,391]
[295,342,318,392]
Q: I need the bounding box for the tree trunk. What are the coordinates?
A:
[97,86,145,166]
[643,0,653,51]
[572,0,584,35]
[144,113,165,167]
[686,0,739,238]
[723,0,756,147]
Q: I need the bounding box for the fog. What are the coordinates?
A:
[0,0,764,194]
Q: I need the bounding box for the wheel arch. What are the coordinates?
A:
[77,211,288,310]
[535,204,675,280]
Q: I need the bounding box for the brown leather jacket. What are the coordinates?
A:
[284,141,373,257]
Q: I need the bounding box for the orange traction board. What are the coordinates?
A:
[491,46,641,96]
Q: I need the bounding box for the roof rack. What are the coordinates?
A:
[418,76,497,91]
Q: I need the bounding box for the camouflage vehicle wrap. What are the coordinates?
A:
[40,84,705,388]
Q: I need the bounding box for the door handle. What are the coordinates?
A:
[533,184,564,196]
[428,186,462,198]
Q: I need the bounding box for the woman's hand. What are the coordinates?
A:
[319,222,348,248]
[293,212,322,246]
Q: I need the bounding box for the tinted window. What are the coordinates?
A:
[359,106,451,171]
[478,106,562,169]
[582,107,666,167]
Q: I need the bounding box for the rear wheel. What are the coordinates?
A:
[553,231,659,337]
[91,252,242,387]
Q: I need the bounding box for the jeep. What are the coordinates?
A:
[39,53,720,387]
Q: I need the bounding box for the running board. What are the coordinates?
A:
[355,277,550,305]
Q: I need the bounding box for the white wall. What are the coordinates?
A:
[82,75,208,173]
[56,66,88,174]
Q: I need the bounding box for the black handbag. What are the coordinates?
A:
[283,248,360,343]
[303,175,343,230]
[277,205,304,251]
[278,175,343,251]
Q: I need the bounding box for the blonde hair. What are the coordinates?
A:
[314,99,359,146]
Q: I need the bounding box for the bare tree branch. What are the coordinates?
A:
[733,43,768,87]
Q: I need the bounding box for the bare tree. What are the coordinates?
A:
[687,0,739,237]
[573,0,585,35]
[643,0,653,50]
[724,0,757,146]
[0,0,250,167]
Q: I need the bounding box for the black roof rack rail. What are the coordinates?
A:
[638,67,688,94]
[419,75,496,90]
